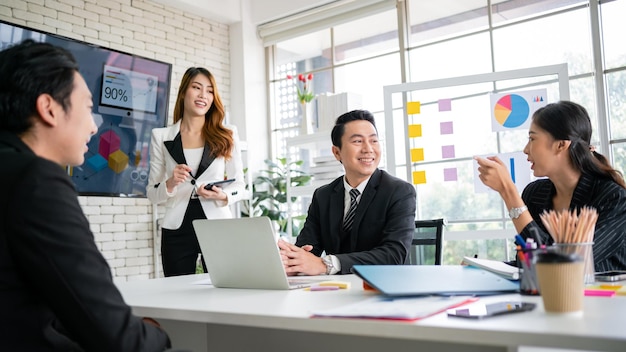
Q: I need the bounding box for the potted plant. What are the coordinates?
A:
[241,158,312,236]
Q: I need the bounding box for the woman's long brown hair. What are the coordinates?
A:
[172,67,233,159]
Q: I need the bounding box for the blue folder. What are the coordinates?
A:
[353,265,520,297]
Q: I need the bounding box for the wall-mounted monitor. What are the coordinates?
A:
[0,20,172,197]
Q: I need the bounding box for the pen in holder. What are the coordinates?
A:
[517,245,540,295]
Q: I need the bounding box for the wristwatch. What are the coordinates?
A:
[321,255,334,275]
[509,205,528,219]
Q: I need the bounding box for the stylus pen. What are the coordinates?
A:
[308,286,340,291]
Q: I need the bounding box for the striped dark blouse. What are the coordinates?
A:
[520,172,626,272]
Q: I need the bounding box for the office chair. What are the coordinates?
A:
[410,218,446,265]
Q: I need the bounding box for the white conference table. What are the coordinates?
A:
[116,273,626,352]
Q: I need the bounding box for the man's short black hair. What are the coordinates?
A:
[330,109,377,148]
[0,39,78,134]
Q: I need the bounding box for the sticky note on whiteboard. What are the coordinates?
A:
[408,124,422,138]
[442,145,455,159]
[411,148,425,162]
[413,170,427,184]
[438,99,452,111]
[407,101,421,115]
[444,168,458,182]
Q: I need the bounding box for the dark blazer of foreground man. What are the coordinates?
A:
[279,110,416,275]
[0,40,170,351]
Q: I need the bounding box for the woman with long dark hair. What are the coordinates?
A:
[476,100,626,271]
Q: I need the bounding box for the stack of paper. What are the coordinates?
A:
[316,92,363,132]
[311,295,478,321]
[310,155,344,182]
[462,256,520,280]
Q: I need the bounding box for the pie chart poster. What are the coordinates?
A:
[490,89,548,132]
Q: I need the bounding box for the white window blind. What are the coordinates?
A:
[257,0,396,46]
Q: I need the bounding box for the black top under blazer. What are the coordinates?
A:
[520,172,626,272]
[295,168,416,274]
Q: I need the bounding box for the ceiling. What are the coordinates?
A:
[151,0,340,25]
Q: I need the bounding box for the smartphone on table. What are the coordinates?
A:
[447,301,536,319]
[204,178,235,190]
[595,270,626,282]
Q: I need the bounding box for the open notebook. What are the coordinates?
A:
[193,217,323,290]
[461,256,520,280]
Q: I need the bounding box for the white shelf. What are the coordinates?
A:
[288,184,317,198]
[288,179,336,197]
[286,132,335,236]
[286,132,331,148]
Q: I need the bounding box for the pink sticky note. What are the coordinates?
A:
[438,99,452,111]
[442,145,455,159]
[440,121,453,135]
[444,168,458,181]
[584,289,616,297]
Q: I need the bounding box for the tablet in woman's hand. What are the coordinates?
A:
[204,178,235,190]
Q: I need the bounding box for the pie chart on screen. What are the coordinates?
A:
[494,94,530,128]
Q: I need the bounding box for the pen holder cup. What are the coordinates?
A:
[535,250,585,313]
[517,248,541,295]
[552,243,595,285]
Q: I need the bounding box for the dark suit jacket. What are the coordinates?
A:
[0,131,170,351]
[520,173,626,272]
[295,169,416,274]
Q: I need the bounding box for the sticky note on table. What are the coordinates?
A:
[584,289,616,297]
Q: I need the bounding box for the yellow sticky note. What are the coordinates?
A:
[407,101,421,115]
[408,124,422,138]
[410,148,424,162]
[412,170,427,184]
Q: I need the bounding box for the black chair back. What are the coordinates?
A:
[410,218,446,265]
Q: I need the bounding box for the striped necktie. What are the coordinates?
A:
[343,188,360,233]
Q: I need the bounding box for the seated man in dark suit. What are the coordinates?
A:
[278,109,416,275]
[0,40,170,351]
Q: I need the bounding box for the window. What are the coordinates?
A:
[264,0,626,264]
[603,0,626,176]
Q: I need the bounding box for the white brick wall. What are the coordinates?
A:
[0,0,230,281]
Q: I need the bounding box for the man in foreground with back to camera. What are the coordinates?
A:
[0,40,171,351]
[278,109,417,275]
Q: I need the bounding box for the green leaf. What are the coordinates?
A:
[242,157,311,234]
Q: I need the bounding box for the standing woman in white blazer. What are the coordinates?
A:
[147,67,246,276]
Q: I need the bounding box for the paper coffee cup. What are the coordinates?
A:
[536,261,584,313]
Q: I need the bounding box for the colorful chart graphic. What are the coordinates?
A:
[494,94,530,128]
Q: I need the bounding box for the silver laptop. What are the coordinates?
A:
[192,217,322,290]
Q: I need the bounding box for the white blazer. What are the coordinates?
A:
[147,121,247,230]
